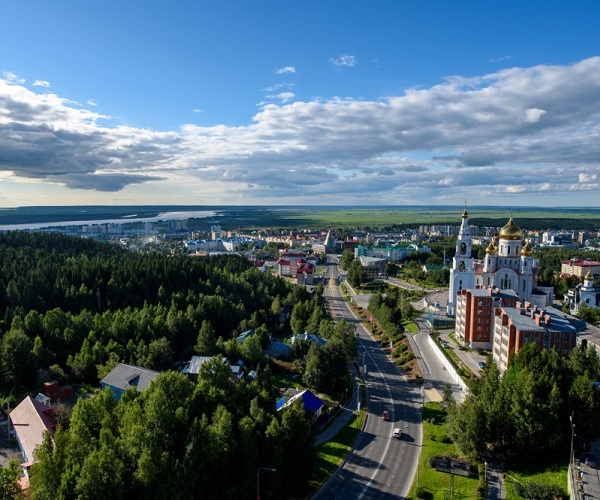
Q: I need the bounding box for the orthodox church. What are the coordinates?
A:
[565,269,600,314]
[448,210,551,316]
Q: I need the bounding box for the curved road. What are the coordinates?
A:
[315,261,422,499]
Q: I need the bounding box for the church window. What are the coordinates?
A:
[460,242,466,255]
[523,282,526,292]
[507,247,510,255]
[459,261,466,271]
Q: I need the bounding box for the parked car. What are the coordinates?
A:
[392,428,402,439]
[382,410,390,421]
[583,453,597,468]
[478,361,486,369]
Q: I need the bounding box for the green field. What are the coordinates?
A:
[2,205,599,231]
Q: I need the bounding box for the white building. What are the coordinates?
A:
[447,209,476,316]
[448,211,551,317]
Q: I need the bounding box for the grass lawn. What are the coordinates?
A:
[402,319,420,334]
[411,403,482,499]
[503,462,568,499]
[308,408,366,494]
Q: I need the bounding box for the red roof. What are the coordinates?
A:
[562,259,600,266]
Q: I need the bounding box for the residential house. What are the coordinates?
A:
[100,363,161,401]
[276,389,324,419]
[9,395,57,474]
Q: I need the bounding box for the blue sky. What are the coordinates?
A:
[1,1,599,207]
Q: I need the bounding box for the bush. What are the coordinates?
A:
[427,455,437,468]
[513,482,564,499]
[414,486,432,499]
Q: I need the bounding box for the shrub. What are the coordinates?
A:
[514,482,564,499]
[414,486,432,499]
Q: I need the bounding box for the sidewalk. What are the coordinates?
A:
[314,360,362,447]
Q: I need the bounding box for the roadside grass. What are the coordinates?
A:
[410,403,482,499]
[402,319,420,334]
[308,408,366,493]
[503,462,568,500]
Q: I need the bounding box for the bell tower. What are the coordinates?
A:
[447,205,475,316]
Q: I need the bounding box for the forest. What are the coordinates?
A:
[0,231,356,498]
[447,343,600,466]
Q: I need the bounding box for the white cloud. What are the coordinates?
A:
[578,172,597,182]
[2,72,25,84]
[2,57,600,206]
[87,99,98,107]
[192,108,202,113]
[489,55,513,63]
[32,80,51,88]
[275,92,295,103]
[330,54,357,68]
[525,108,546,123]
[276,66,296,74]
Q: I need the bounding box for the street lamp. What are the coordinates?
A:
[257,467,276,500]
[570,413,575,471]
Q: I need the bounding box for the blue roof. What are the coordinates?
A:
[277,389,323,413]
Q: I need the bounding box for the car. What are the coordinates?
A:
[583,453,597,468]
[478,361,486,369]
[392,428,402,439]
[382,410,390,421]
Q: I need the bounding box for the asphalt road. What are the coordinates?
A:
[315,261,422,499]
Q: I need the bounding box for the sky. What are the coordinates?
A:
[1,1,600,208]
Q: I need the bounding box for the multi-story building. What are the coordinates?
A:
[455,288,518,350]
[354,242,430,262]
[492,303,578,373]
[561,258,600,279]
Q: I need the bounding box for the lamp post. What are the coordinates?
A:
[570,413,575,472]
[257,467,276,500]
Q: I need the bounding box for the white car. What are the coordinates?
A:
[392,428,402,439]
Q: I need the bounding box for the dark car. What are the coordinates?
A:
[583,453,597,468]
[382,410,390,421]
[478,361,486,369]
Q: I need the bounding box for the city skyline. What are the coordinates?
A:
[1,1,600,208]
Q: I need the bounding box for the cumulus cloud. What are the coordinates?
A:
[2,57,600,205]
[276,66,296,74]
[33,80,51,88]
[330,54,357,68]
[525,107,546,123]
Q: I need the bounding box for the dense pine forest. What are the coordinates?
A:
[0,231,336,498]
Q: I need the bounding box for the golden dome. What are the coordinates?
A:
[486,238,497,255]
[499,216,522,241]
[585,269,593,280]
[461,208,469,219]
[521,239,532,256]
